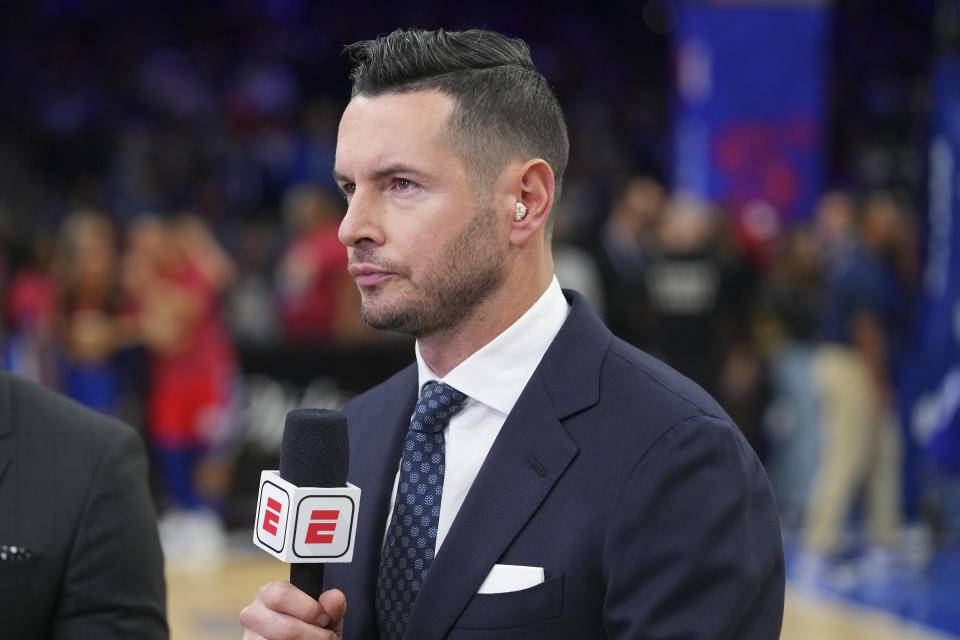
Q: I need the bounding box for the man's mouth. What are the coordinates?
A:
[349,264,395,287]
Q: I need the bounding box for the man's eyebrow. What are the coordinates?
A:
[332,165,431,184]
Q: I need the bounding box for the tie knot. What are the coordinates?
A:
[410,381,467,434]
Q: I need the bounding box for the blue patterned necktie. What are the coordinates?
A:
[375,381,467,640]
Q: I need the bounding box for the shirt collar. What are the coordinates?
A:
[415,276,570,416]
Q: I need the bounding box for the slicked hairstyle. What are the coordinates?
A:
[345,28,569,215]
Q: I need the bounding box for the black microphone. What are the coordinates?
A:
[278,408,349,600]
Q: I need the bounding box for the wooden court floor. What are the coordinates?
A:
[166,554,957,640]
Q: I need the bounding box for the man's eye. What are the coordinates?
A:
[341,183,355,197]
[395,178,413,190]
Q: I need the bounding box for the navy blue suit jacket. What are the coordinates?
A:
[326,291,784,639]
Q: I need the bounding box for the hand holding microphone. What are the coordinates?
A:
[240,582,345,640]
[240,409,358,639]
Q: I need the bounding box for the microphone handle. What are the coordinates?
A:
[290,563,325,600]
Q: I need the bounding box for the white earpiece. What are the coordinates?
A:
[514,202,527,222]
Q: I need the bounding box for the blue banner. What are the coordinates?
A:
[672,2,829,254]
[902,54,960,473]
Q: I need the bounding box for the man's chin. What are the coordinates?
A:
[360,302,420,335]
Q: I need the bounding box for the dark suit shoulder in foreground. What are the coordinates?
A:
[0,371,168,639]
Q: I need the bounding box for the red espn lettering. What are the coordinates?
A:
[304,509,340,544]
[262,497,282,536]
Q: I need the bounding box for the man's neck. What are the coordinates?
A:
[417,270,553,378]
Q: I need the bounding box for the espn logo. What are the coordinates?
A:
[256,481,290,553]
[304,510,340,544]
[253,471,361,563]
[293,497,355,559]
[262,498,284,536]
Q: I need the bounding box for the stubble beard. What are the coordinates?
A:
[357,203,505,339]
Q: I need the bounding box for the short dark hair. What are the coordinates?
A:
[345,28,569,208]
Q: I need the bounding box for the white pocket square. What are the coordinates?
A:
[477,564,545,594]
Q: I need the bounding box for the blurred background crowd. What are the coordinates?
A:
[1,0,959,634]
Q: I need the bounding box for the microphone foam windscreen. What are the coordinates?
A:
[279,408,349,488]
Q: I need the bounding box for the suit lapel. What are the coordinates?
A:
[405,292,611,639]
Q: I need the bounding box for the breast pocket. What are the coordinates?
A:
[447,573,564,639]
[0,555,36,587]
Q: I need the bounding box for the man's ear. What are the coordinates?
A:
[509,158,554,247]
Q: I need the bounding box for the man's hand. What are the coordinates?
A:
[240,581,346,640]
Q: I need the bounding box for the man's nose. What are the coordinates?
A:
[338,189,384,248]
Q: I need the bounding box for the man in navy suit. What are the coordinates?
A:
[241,28,783,639]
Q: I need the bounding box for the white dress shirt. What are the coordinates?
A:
[384,276,570,552]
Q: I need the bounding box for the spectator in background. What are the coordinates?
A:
[2,228,58,387]
[123,215,239,563]
[275,183,365,342]
[225,220,281,345]
[550,199,606,315]
[813,189,857,270]
[52,211,127,414]
[714,210,768,457]
[594,175,665,350]
[761,224,823,528]
[643,196,757,399]
[801,191,911,582]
